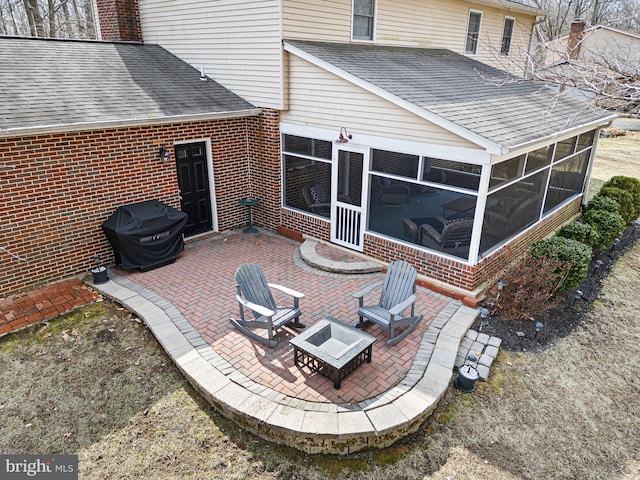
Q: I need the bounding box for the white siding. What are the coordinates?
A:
[138,0,283,109]
[580,29,640,74]
[283,0,535,75]
[283,0,351,42]
[281,54,479,148]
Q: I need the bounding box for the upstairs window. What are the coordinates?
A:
[465,11,482,55]
[353,0,375,41]
[501,17,515,55]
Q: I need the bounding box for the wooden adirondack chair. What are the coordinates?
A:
[352,260,423,346]
[229,264,305,348]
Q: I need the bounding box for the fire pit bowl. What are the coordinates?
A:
[290,317,376,389]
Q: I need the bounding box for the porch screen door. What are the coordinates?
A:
[331,147,367,251]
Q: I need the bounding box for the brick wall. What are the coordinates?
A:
[279,197,582,296]
[96,0,142,42]
[247,109,282,231]
[0,116,257,297]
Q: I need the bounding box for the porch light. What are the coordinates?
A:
[159,145,170,163]
[336,127,352,144]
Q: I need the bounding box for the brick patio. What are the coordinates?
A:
[116,230,451,404]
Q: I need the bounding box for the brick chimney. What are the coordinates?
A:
[567,19,585,60]
[96,0,142,42]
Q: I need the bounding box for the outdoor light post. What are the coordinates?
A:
[591,259,603,274]
[572,289,583,306]
[534,321,543,338]
[479,307,490,332]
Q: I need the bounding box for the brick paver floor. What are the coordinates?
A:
[117,231,451,404]
[0,278,101,335]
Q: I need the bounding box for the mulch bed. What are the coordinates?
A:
[472,223,640,352]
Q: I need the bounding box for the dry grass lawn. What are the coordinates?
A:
[0,132,639,479]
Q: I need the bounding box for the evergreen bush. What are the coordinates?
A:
[585,195,620,215]
[556,222,600,248]
[598,186,636,224]
[602,176,640,219]
[582,209,625,250]
[530,237,592,292]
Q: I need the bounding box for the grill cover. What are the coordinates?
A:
[102,200,188,271]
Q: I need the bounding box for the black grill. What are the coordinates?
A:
[102,200,188,271]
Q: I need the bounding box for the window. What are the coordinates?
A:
[500,17,515,55]
[465,11,482,55]
[543,151,590,214]
[553,136,577,162]
[481,170,548,254]
[282,134,333,217]
[489,154,525,190]
[371,150,419,178]
[353,0,375,41]
[525,145,553,174]
[422,158,481,191]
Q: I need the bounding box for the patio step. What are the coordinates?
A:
[299,239,383,274]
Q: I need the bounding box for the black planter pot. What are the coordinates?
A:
[90,266,109,284]
[455,364,479,393]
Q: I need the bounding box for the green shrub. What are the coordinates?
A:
[602,176,640,218]
[582,209,625,250]
[585,195,620,215]
[556,222,600,248]
[530,237,592,292]
[598,186,636,224]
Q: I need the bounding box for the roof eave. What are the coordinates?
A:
[284,41,508,155]
[504,113,617,152]
[0,109,262,138]
[463,0,546,16]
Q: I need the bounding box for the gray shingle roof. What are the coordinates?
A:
[284,40,614,152]
[0,37,257,134]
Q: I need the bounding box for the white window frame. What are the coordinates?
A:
[465,10,483,55]
[500,16,515,56]
[352,0,376,42]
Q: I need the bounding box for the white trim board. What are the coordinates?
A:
[280,123,491,164]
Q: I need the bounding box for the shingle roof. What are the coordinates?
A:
[284,40,615,152]
[0,37,258,135]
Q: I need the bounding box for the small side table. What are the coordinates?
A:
[239,198,260,234]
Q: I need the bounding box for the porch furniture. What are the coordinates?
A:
[289,316,376,389]
[402,216,446,243]
[420,217,473,255]
[483,194,540,239]
[371,177,411,206]
[352,260,423,346]
[301,183,353,216]
[230,263,305,348]
[239,198,260,234]
[442,196,476,217]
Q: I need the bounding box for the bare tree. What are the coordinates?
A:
[0,0,96,38]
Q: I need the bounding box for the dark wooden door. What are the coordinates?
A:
[175,142,212,237]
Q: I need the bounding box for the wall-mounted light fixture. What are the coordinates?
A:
[336,127,352,144]
[159,145,170,163]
